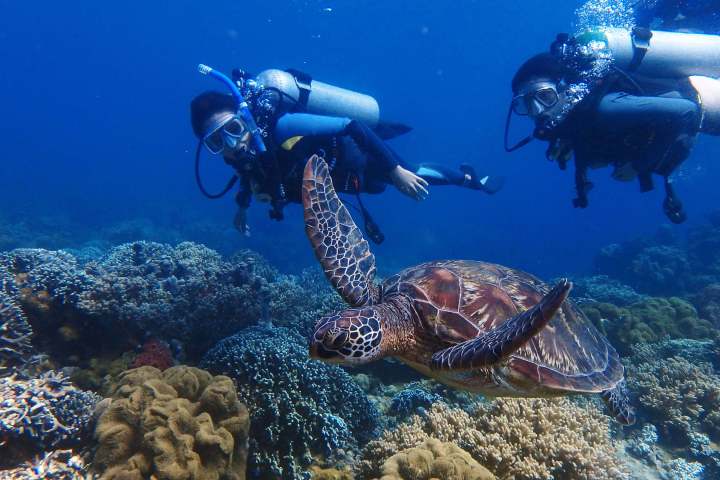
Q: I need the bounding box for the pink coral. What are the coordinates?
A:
[131,338,173,370]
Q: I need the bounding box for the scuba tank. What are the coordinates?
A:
[570,28,720,136]
[254,69,380,126]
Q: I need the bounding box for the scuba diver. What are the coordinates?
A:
[506,27,720,223]
[191,66,503,242]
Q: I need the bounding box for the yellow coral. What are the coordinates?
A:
[360,400,627,480]
[374,438,495,480]
[92,365,249,480]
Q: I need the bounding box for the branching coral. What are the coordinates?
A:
[1,449,89,479]
[0,291,34,376]
[359,400,627,480]
[373,438,495,480]
[571,275,647,306]
[0,371,100,466]
[625,345,720,446]
[92,365,249,480]
[201,326,382,479]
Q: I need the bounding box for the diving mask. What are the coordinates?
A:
[511,83,560,116]
[203,115,251,155]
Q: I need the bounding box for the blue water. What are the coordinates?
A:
[1,0,718,279]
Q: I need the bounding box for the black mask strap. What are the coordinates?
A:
[194,141,238,199]
[504,104,535,153]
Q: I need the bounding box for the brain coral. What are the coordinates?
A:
[92,365,249,480]
[201,326,382,479]
[373,438,495,480]
[359,400,627,480]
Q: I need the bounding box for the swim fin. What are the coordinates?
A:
[460,164,505,194]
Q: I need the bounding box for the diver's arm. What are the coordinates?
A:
[233,177,252,236]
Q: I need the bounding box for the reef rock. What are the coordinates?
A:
[92,365,249,480]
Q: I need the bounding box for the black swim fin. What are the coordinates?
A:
[373,121,412,140]
[460,164,505,194]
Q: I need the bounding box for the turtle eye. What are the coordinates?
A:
[323,330,348,350]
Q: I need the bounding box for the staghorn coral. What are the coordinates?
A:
[359,400,627,480]
[0,449,89,479]
[201,326,382,479]
[582,297,717,355]
[0,291,34,376]
[373,438,495,480]
[92,365,249,480]
[0,371,100,467]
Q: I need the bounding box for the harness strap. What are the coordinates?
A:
[629,27,653,71]
[286,68,313,111]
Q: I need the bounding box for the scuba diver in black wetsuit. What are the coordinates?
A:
[506,27,720,224]
[191,66,503,243]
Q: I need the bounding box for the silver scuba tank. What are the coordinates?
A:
[255,69,380,127]
[689,76,720,135]
[595,28,720,79]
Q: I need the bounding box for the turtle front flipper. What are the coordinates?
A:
[430,279,572,370]
[302,155,380,307]
[602,379,636,425]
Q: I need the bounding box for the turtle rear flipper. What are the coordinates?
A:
[602,379,636,425]
[302,155,379,307]
[430,279,571,371]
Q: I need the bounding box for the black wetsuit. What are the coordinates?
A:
[541,81,701,221]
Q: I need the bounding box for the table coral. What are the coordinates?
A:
[92,365,249,480]
[373,438,495,480]
[0,371,100,466]
[359,400,627,480]
[201,326,382,479]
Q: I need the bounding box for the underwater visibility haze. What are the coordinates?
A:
[1,0,720,479]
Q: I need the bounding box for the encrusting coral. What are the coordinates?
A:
[92,365,249,480]
[359,399,627,480]
[372,438,495,480]
[201,326,382,479]
[582,297,717,355]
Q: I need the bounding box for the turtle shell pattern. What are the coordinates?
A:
[382,260,623,396]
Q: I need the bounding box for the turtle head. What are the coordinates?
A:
[310,307,384,365]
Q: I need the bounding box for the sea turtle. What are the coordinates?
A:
[302,155,635,424]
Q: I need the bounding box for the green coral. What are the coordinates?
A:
[582,297,717,355]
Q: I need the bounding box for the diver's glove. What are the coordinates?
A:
[234,209,251,237]
[662,179,687,224]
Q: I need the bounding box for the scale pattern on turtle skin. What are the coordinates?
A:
[382,260,623,393]
[302,155,379,307]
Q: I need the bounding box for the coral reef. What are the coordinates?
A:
[0,291,34,376]
[691,283,720,329]
[359,399,627,480]
[372,438,495,480]
[92,365,249,480]
[388,383,443,421]
[0,371,100,467]
[0,449,89,479]
[201,326,382,479]
[131,338,174,370]
[582,297,717,355]
[570,275,647,306]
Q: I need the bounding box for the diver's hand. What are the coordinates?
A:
[390,165,429,201]
[234,209,251,237]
